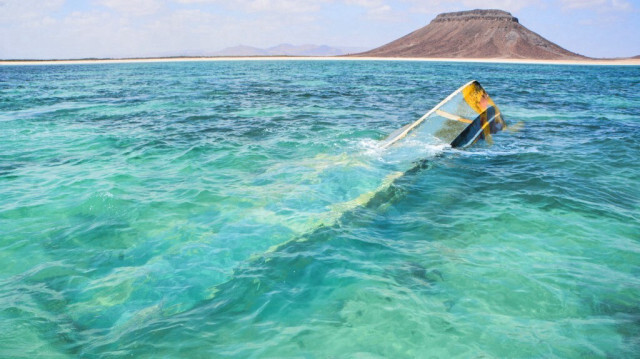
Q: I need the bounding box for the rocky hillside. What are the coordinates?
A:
[356,9,587,59]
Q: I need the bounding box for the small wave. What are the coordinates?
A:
[355,137,448,165]
[356,138,385,158]
[454,143,540,157]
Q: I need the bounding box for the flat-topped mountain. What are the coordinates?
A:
[356,9,587,60]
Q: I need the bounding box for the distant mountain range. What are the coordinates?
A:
[211,44,368,57]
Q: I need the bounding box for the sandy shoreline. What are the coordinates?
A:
[1,56,639,66]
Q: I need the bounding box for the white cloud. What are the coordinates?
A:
[0,0,333,58]
[98,0,163,16]
[368,4,397,19]
[403,0,540,14]
[243,0,323,13]
[173,0,217,3]
[397,0,633,13]
[578,14,619,25]
[562,0,606,8]
[559,0,632,10]
[370,4,392,13]
[459,0,538,11]
[346,0,385,7]
[342,0,401,21]
[176,0,330,13]
[172,0,394,14]
[0,0,65,22]
[1,0,637,59]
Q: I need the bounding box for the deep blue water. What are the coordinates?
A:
[0,60,639,357]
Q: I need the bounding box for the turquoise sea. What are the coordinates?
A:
[0,60,639,358]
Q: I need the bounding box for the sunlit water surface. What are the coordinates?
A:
[1,61,639,358]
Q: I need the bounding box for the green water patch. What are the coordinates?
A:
[1,61,638,357]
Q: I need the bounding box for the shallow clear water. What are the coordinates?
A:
[1,60,639,358]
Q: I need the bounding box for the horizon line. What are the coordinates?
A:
[2,56,639,67]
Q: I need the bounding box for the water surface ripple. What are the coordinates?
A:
[0,61,639,358]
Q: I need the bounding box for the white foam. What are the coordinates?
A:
[355,136,449,164]
[454,143,540,157]
[378,137,449,166]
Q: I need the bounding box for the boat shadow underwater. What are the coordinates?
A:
[71,80,514,354]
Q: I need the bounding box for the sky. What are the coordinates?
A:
[1,0,639,59]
